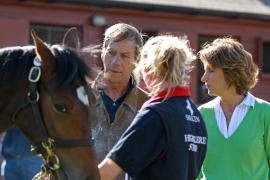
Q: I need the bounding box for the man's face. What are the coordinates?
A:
[102,39,136,85]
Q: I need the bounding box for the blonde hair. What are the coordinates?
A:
[198,37,259,95]
[136,35,195,96]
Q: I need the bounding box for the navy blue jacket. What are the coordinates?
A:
[109,96,207,180]
[2,126,33,159]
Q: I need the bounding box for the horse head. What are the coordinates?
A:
[0,28,100,180]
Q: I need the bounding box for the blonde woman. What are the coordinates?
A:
[98,35,207,180]
[198,37,270,179]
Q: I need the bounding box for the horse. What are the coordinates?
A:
[0,29,100,180]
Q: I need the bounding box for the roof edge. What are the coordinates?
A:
[55,0,270,21]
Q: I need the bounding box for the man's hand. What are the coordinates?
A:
[98,158,123,180]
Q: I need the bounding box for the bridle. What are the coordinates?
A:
[12,57,95,179]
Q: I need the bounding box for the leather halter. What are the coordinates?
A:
[15,58,94,176]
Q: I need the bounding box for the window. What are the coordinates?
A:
[142,30,157,44]
[262,42,270,74]
[29,24,83,45]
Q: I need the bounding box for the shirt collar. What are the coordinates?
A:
[213,92,255,108]
[241,92,255,107]
[141,86,190,109]
[94,76,138,112]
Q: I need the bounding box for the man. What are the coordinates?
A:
[91,23,149,180]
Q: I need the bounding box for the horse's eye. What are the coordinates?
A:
[54,103,68,113]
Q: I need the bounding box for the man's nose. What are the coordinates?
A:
[112,54,121,64]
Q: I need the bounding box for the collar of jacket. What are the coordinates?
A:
[94,86,140,113]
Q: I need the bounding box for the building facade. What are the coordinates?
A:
[1,0,270,103]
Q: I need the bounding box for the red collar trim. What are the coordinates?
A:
[141,86,190,109]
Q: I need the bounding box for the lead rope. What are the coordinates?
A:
[31,138,66,180]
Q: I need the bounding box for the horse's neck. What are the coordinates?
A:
[0,57,31,133]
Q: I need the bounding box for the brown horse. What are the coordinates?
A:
[0,29,100,180]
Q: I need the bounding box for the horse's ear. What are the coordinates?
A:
[62,27,81,51]
[31,30,55,80]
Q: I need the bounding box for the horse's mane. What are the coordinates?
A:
[50,45,91,90]
[0,45,91,90]
[0,46,35,86]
